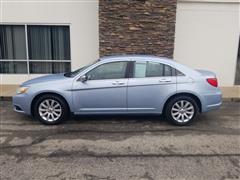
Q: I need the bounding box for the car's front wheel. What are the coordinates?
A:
[165,95,199,126]
[33,94,69,125]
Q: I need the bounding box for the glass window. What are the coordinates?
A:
[27,25,70,60]
[146,62,164,77]
[164,64,172,76]
[133,61,175,78]
[0,25,26,59]
[134,61,146,78]
[0,24,71,74]
[87,61,128,80]
[29,62,70,74]
[175,69,185,76]
[0,61,27,74]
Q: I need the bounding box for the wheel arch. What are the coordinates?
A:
[163,92,202,114]
[31,92,71,116]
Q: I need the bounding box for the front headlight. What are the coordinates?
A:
[16,87,29,94]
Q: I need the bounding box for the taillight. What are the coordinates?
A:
[207,78,218,87]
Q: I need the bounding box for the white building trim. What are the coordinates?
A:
[174,0,240,86]
[0,0,99,84]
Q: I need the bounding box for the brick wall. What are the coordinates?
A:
[99,0,177,58]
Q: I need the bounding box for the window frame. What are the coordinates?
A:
[0,23,71,74]
[131,60,172,79]
[234,35,240,85]
[84,61,130,81]
[131,60,179,78]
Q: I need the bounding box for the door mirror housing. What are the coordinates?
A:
[79,75,88,82]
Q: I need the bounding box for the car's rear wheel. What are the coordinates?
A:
[33,94,68,125]
[165,95,199,126]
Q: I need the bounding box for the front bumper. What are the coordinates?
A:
[12,93,32,115]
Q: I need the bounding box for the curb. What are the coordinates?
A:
[222,98,240,102]
[0,97,12,101]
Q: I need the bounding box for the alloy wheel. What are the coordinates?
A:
[38,99,62,122]
[171,100,195,123]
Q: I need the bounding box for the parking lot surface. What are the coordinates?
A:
[0,100,240,180]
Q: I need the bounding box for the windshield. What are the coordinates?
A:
[64,61,97,77]
[64,66,89,77]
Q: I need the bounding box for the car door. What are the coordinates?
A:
[127,60,177,113]
[72,61,129,114]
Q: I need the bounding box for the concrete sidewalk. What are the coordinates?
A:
[1,85,19,97]
[1,84,239,99]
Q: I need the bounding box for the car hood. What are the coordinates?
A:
[22,73,69,86]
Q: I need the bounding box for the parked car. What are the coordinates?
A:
[13,55,222,125]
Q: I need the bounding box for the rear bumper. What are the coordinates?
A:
[202,90,222,112]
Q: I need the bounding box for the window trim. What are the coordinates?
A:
[129,60,185,79]
[84,61,129,81]
[175,69,185,76]
[127,61,134,78]
[0,23,71,74]
[234,35,240,85]
[131,61,177,78]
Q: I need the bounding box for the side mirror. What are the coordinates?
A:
[79,75,88,82]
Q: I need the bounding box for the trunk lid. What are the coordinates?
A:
[196,69,218,87]
[195,69,216,78]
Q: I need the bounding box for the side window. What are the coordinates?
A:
[146,62,164,77]
[133,61,175,78]
[175,69,185,76]
[164,64,172,76]
[134,61,147,78]
[86,61,128,80]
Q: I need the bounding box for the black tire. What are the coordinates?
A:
[33,94,69,125]
[164,95,199,126]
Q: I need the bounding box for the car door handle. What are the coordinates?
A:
[159,78,171,82]
[112,81,125,85]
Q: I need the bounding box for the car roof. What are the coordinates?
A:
[99,55,174,64]
[75,55,199,78]
[96,55,198,76]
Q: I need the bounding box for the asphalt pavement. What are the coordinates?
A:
[0,100,240,180]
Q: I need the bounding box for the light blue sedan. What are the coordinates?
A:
[13,55,222,125]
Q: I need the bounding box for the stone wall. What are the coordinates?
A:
[99,0,177,58]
